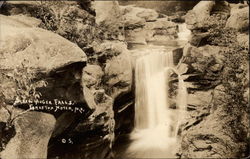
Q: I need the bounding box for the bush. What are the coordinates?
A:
[0,61,47,130]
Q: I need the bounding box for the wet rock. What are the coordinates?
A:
[226,7,249,32]
[0,107,56,159]
[177,63,189,75]
[172,48,183,65]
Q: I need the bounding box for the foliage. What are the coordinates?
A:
[201,13,248,112]
[36,0,97,50]
[0,61,47,129]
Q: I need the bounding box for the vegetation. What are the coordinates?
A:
[204,12,249,156]
[0,61,47,143]
[206,13,248,108]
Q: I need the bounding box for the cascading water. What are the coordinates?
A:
[177,23,191,41]
[114,22,190,158]
[127,51,187,158]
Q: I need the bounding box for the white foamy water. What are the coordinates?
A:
[127,50,187,158]
[177,23,191,41]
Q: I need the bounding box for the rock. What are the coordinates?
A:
[124,17,178,44]
[177,63,189,75]
[1,1,96,49]
[211,1,231,15]
[181,107,242,158]
[93,41,127,57]
[120,5,146,29]
[136,8,159,21]
[94,1,124,40]
[187,91,213,108]
[104,50,132,98]
[145,18,176,30]
[189,32,210,47]
[237,33,249,49]
[180,45,224,90]
[0,14,87,105]
[0,15,87,73]
[121,5,158,29]
[185,1,216,30]
[229,3,249,13]
[125,28,147,44]
[0,14,41,28]
[82,65,104,88]
[82,65,104,109]
[0,107,56,159]
[144,18,178,41]
[226,7,249,32]
[119,1,198,15]
[172,48,183,65]
[82,40,132,108]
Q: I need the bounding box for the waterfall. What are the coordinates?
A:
[177,23,191,41]
[128,51,187,158]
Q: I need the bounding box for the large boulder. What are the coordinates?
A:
[0,14,87,105]
[0,15,87,73]
[1,0,96,50]
[185,1,216,30]
[226,6,249,32]
[0,107,56,159]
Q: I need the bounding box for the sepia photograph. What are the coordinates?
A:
[0,0,249,158]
